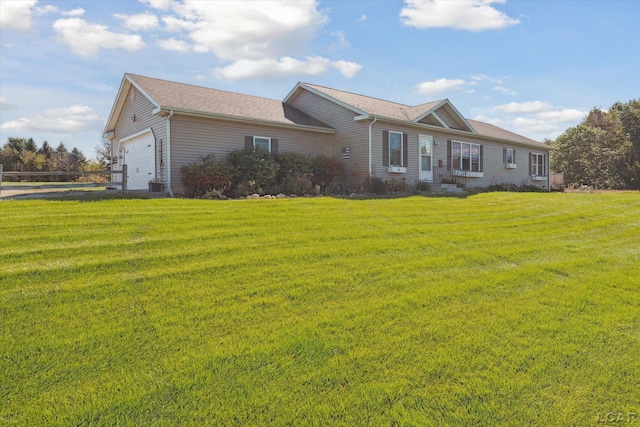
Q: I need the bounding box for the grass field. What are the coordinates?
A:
[1,192,639,426]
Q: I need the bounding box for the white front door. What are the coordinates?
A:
[419,134,433,182]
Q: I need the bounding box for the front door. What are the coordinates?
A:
[419,135,433,182]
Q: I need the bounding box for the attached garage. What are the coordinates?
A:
[120,129,156,190]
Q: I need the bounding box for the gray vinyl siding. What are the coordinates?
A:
[112,86,167,184]
[288,90,370,185]
[169,114,332,194]
[435,108,458,129]
[370,125,549,189]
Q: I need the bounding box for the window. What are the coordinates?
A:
[382,130,407,172]
[504,148,516,168]
[389,131,403,167]
[505,148,514,164]
[245,135,278,153]
[254,136,271,152]
[531,152,546,177]
[451,141,482,173]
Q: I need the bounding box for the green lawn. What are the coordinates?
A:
[1,193,639,426]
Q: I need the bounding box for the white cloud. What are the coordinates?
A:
[150,1,359,80]
[400,0,520,31]
[0,97,18,111]
[34,5,84,17]
[213,56,361,80]
[170,1,328,61]
[511,117,559,134]
[494,101,550,114]
[0,0,37,31]
[332,60,362,78]
[473,114,505,127]
[53,18,146,57]
[493,85,518,96]
[114,12,159,31]
[157,37,191,52]
[329,30,350,51]
[537,109,585,123]
[0,104,100,134]
[416,78,466,95]
[358,14,367,22]
[140,0,174,11]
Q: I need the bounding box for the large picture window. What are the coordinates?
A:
[451,141,482,173]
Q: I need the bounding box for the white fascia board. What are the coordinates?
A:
[103,74,162,135]
[440,99,476,133]
[156,108,336,135]
[103,76,131,134]
[284,82,368,117]
[376,116,550,150]
[430,112,450,128]
[354,114,371,121]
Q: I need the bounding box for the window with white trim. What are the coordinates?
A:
[505,148,514,164]
[389,131,403,167]
[452,141,481,172]
[531,152,546,176]
[254,136,271,152]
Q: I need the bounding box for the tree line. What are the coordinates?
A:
[551,99,639,189]
[0,137,107,182]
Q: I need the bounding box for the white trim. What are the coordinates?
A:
[119,127,153,143]
[284,82,368,117]
[412,99,476,133]
[452,170,484,178]
[253,135,271,152]
[166,110,174,196]
[388,166,406,174]
[153,108,335,135]
[388,130,404,167]
[430,112,450,129]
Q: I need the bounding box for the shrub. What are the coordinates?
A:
[385,178,410,194]
[226,148,279,197]
[271,151,314,195]
[414,181,430,193]
[181,154,233,197]
[486,183,546,193]
[313,156,347,190]
[363,177,386,194]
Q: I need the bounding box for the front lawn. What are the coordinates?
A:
[1,193,638,425]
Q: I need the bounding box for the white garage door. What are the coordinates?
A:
[122,131,155,190]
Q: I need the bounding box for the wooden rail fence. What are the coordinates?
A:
[0,164,127,197]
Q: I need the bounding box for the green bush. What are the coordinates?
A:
[226,148,279,197]
[313,156,347,190]
[271,152,314,195]
[385,178,410,194]
[363,177,386,194]
[180,154,232,197]
[414,181,430,193]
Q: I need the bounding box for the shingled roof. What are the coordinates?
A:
[290,82,545,147]
[123,74,333,130]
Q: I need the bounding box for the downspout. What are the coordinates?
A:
[166,110,174,197]
[368,116,377,179]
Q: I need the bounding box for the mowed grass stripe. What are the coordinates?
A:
[1,193,639,426]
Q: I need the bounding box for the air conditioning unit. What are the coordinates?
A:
[506,163,517,169]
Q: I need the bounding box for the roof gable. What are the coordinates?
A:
[104,74,333,135]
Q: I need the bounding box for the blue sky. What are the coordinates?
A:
[1,0,638,158]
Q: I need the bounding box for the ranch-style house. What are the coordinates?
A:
[103,73,551,195]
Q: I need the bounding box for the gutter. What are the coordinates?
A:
[368,116,377,178]
[152,107,335,135]
[166,110,174,197]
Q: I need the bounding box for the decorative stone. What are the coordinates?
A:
[276,193,287,198]
[250,194,260,199]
